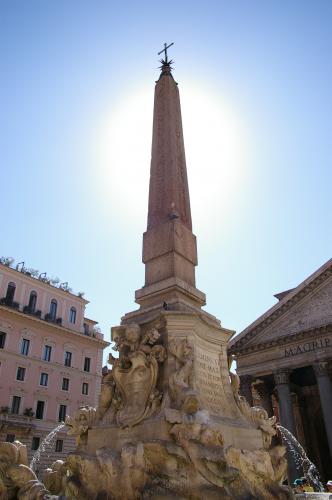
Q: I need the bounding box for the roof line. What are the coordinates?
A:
[229,257,332,350]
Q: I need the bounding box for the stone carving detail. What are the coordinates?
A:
[96,369,118,422]
[40,417,289,500]
[169,420,239,492]
[42,460,67,495]
[107,323,166,427]
[168,337,200,414]
[313,359,330,377]
[274,370,290,385]
[65,405,97,447]
[0,441,51,499]
[226,445,292,499]
[231,373,277,449]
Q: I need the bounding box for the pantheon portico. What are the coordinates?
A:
[229,258,332,482]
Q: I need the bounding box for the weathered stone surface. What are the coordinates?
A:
[42,311,289,499]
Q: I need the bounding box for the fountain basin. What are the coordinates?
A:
[86,417,264,455]
[295,494,332,499]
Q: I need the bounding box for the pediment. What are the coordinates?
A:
[230,258,332,352]
[247,277,332,346]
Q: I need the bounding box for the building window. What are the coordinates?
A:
[11,396,21,414]
[31,437,40,450]
[0,331,6,348]
[83,323,89,335]
[35,400,45,419]
[69,307,76,324]
[21,338,30,356]
[6,434,15,443]
[58,405,66,422]
[16,366,26,381]
[5,282,16,303]
[28,291,37,313]
[62,378,69,391]
[43,345,52,362]
[82,382,89,395]
[49,300,57,320]
[55,439,63,452]
[64,351,72,367]
[84,357,91,372]
[40,372,48,386]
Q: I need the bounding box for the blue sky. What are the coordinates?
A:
[1,1,331,362]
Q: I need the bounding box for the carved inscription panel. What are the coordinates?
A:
[195,345,238,418]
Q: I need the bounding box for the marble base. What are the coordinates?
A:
[295,494,332,499]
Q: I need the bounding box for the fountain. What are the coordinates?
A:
[277,425,326,494]
[30,423,65,471]
[0,55,299,498]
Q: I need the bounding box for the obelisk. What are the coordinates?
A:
[124,56,206,323]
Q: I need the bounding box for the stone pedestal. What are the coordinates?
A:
[56,311,291,499]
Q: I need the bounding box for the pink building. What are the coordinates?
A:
[0,259,109,470]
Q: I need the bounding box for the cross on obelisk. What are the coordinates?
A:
[158,42,174,63]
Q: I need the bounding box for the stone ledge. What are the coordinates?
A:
[295,494,332,499]
[135,276,206,305]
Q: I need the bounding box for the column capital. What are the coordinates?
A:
[274,370,291,385]
[313,360,330,377]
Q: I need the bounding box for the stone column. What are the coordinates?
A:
[239,374,253,407]
[313,360,332,459]
[274,370,301,483]
[255,379,274,417]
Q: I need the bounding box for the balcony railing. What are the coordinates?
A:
[44,313,62,325]
[1,299,101,338]
[23,305,42,318]
[0,297,19,309]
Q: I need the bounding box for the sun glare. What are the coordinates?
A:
[96,80,250,234]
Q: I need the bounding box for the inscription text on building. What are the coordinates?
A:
[284,337,330,357]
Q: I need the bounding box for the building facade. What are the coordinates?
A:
[0,260,109,471]
[228,258,332,482]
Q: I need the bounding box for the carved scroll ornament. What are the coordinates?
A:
[231,372,276,449]
[110,323,166,427]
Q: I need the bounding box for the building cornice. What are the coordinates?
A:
[229,323,332,356]
[0,349,104,378]
[229,258,332,352]
[0,263,89,304]
[0,304,109,347]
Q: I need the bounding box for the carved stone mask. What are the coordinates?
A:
[113,351,158,427]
